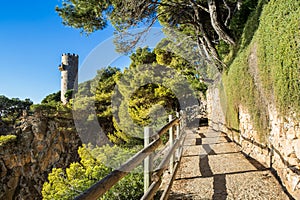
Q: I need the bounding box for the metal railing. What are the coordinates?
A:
[75,107,198,200]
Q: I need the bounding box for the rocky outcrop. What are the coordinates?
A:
[0,114,81,200]
[207,85,300,199]
[0,119,13,135]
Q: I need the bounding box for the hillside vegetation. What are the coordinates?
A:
[41,46,206,199]
[222,0,300,140]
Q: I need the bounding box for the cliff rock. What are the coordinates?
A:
[0,114,81,200]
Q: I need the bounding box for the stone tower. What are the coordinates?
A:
[58,53,78,104]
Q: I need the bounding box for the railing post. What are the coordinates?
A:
[144,127,153,193]
[180,110,185,129]
[169,115,174,174]
[176,112,180,160]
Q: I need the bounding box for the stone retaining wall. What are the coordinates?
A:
[207,84,300,199]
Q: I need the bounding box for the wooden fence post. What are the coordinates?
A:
[169,115,174,174]
[144,127,153,193]
[176,112,180,160]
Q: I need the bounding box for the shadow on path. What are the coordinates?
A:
[212,174,227,200]
[199,143,227,199]
[199,155,213,177]
[195,138,202,145]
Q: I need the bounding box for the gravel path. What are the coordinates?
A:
[168,126,290,200]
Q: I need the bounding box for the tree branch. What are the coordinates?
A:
[114,14,159,53]
[195,3,209,13]
[223,0,232,26]
[207,0,235,45]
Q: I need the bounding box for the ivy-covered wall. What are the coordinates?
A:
[208,0,300,198]
[223,0,300,140]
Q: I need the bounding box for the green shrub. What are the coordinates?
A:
[42,145,144,200]
[256,0,300,113]
[0,135,17,146]
[41,91,61,104]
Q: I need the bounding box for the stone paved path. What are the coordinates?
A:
[168,126,290,200]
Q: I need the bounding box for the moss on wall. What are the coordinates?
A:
[221,0,300,142]
[256,0,300,113]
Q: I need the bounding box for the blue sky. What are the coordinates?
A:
[0,1,164,103]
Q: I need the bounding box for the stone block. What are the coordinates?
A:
[288,157,299,166]
[284,140,295,157]
[296,126,300,138]
[292,139,300,159]
[286,128,296,140]
[292,176,300,191]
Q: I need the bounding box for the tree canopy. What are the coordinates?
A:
[71,47,204,146]
[0,95,33,124]
[41,91,61,104]
[56,0,257,71]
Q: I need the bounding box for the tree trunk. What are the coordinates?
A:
[197,25,226,72]
[207,0,235,45]
[190,0,226,71]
